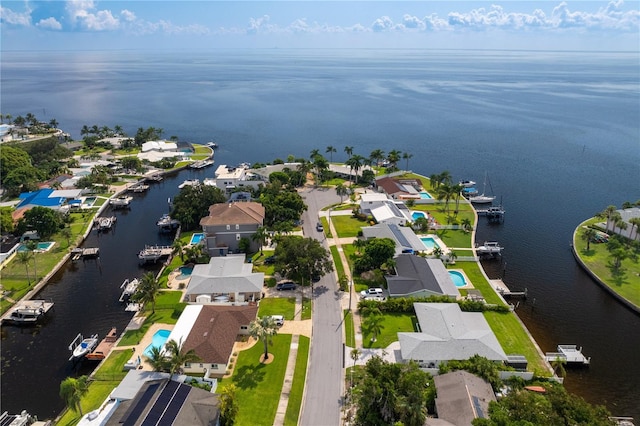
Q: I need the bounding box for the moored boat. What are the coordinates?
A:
[156,214,180,232]
[119,278,140,302]
[459,179,476,188]
[178,179,200,189]
[3,300,54,325]
[69,333,99,361]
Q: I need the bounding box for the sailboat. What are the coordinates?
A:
[469,172,496,204]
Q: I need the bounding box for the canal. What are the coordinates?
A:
[0,167,209,419]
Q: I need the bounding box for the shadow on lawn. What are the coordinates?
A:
[232,363,267,389]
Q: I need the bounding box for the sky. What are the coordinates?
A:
[1,1,639,51]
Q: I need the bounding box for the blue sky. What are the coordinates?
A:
[1,1,639,51]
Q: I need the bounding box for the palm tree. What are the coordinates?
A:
[369,149,385,167]
[336,183,349,203]
[349,348,361,389]
[172,239,186,262]
[61,227,73,248]
[133,272,161,313]
[296,161,312,186]
[185,244,204,263]
[551,356,567,378]
[451,183,464,215]
[447,250,458,264]
[352,238,366,254]
[602,205,617,231]
[249,316,279,361]
[461,218,472,233]
[345,155,363,184]
[60,375,89,416]
[311,155,329,186]
[164,338,201,375]
[362,314,384,343]
[582,228,597,251]
[49,118,59,129]
[146,345,169,372]
[344,145,354,159]
[17,251,32,284]
[387,149,401,169]
[80,125,90,138]
[25,241,38,283]
[402,152,413,171]
[309,148,320,161]
[629,217,640,240]
[114,125,124,136]
[433,246,443,258]
[326,145,337,163]
[252,226,269,255]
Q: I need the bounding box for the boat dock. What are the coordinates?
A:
[68,333,99,361]
[1,299,54,325]
[545,345,591,365]
[477,205,505,222]
[146,174,164,183]
[489,279,528,298]
[138,245,173,263]
[94,216,116,231]
[85,327,118,361]
[129,183,149,193]
[475,241,503,256]
[71,247,100,261]
[109,195,132,209]
[119,278,139,302]
[189,159,214,169]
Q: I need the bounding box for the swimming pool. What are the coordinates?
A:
[420,236,439,250]
[176,266,194,280]
[190,233,204,245]
[84,197,97,206]
[448,271,468,288]
[17,241,55,253]
[412,211,427,221]
[143,329,171,357]
[419,192,432,199]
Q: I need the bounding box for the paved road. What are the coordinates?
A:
[299,187,345,426]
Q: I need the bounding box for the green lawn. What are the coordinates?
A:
[300,297,311,320]
[344,310,356,348]
[330,246,345,278]
[454,262,505,305]
[118,297,185,347]
[435,228,473,249]
[330,215,369,238]
[484,311,550,376]
[218,334,293,426]
[361,312,416,349]
[258,297,296,320]
[284,336,310,426]
[574,219,640,307]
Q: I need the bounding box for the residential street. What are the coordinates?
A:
[299,186,345,426]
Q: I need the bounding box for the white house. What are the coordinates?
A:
[398,303,507,369]
[386,254,460,299]
[362,223,426,255]
[212,164,264,194]
[185,254,264,303]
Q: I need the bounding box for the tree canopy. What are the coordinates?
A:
[0,145,32,181]
[352,237,396,274]
[20,206,63,239]
[260,188,307,227]
[170,184,226,231]
[273,236,333,284]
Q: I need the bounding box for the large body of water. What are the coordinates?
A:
[1,49,639,420]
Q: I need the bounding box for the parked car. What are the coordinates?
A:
[316,222,324,232]
[270,315,284,326]
[276,281,296,291]
[264,255,277,265]
[360,287,384,298]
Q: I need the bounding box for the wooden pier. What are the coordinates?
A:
[94,216,116,231]
[129,183,149,193]
[490,279,528,298]
[138,245,172,263]
[85,327,118,361]
[477,205,505,222]
[545,345,591,365]
[1,299,54,325]
[109,195,132,209]
[71,247,100,261]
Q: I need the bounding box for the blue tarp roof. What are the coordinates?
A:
[17,189,65,209]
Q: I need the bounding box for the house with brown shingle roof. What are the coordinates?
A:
[167,304,258,378]
[375,176,424,200]
[199,201,265,256]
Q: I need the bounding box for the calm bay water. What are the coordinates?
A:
[1,49,639,419]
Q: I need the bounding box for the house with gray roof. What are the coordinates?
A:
[428,370,496,426]
[386,254,459,299]
[398,303,507,369]
[362,223,425,256]
[185,254,264,303]
[606,207,640,241]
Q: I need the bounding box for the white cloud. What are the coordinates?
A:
[120,9,136,23]
[0,5,33,26]
[66,0,119,31]
[36,17,62,30]
[247,15,274,35]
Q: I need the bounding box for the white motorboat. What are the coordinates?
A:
[119,278,140,302]
[156,214,180,232]
[206,141,218,148]
[109,196,132,208]
[178,179,200,189]
[189,159,214,169]
[459,180,476,188]
[69,333,99,360]
[475,241,503,255]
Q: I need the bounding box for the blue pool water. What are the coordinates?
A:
[412,211,427,221]
[419,192,432,199]
[449,271,467,288]
[190,233,204,245]
[420,236,439,250]
[17,241,55,252]
[84,197,97,206]
[143,329,171,357]
[177,266,193,280]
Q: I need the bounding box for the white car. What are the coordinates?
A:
[270,315,284,326]
[360,288,384,298]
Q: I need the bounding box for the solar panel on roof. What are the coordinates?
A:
[157,384,191,426]
[389,224,411,248]
[472,395,486,418]
[122,382,160,426]
[141,381,180,426]
[0,415,17,426]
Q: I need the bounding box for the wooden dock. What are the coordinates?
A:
[94,216,116,231]
[129,183,149,193]
[545,345,591,365]
[71,247,100,261]
[490,279,528,298]
[85,327,118,361]
[1,299,54,324]
[477,205,505,222]
[138,245,172,263]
